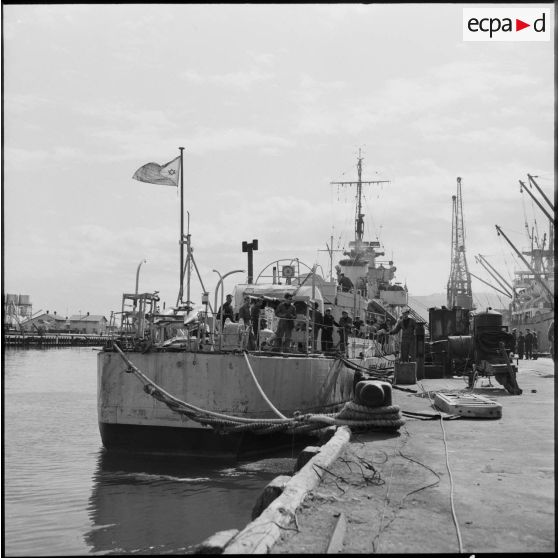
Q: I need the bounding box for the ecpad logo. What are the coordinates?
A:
[463,8,551,41]
[468,14,545,37]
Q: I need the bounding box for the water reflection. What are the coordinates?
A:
[86,449,296,554]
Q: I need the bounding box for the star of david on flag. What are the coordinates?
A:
[132,155,181,186]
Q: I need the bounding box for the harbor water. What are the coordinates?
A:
[3,347,297,556]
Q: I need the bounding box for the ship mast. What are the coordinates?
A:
[318,232,344,282]
[330,149,389,251]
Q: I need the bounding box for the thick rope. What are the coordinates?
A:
[113,343,292,425]
[243,352,287,419]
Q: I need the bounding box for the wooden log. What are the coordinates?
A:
[196,529,239,554]
[293,446,321,473]
[223,425,351,555]
[251,475,291,520]
[326,512,347,554]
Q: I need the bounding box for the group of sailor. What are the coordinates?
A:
[510,328,539,360]
[216,291,415,358]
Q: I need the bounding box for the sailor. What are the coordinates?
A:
[238,296,251,325]
[237,296,252,348]
[321,308,335,352]
[510,328,518,357]
[248,298,265,350]
[353,316,364,338]
[376,324,389,352]
[367,318,379,340]
[311,302,323,352]
[338,273,354,293]
[389,308,416,362]
[517,331,525,359]
[273,293,297,352]
[524,328,533,360]
[337,311,353,354]
[216,294,235,327]
[531,330,538,359]
[373,316,388,350]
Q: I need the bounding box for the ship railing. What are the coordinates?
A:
[213,314,326,354]
[139,308,400,357]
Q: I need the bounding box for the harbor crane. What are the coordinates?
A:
[447,177,473,309]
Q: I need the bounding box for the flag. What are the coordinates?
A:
[132,155,181,186]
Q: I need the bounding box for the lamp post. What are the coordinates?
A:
[212,269,244,345]
[135,259,147,296]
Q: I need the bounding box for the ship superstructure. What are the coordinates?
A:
[330,152,408,319]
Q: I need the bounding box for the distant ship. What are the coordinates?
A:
[496,174,554,355]
[328,150,415,339]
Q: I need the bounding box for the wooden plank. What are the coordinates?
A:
[326,512,347,554]
[223,425,351,554]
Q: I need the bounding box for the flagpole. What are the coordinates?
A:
[179,146,185,303]
[186,212,191,306]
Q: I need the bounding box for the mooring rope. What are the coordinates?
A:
[337,355,394,380]
[113,343,292,425]
[111,342,405,435]
[243,352,287,419]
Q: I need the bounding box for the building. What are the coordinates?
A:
[19,311,70,333]
[17,311,109,335]
[69,313,108,334]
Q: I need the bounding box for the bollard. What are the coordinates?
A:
[251,475,291,519]
[355,380,392,407]
[359,382,386,406]
[394,362,417,385]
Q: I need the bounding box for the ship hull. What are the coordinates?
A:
[510,309,553,355]
[97,350,355,457]
[97,421,336,459]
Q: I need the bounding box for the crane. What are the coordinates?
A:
[447,177,473,309]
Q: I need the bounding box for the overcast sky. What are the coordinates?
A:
[2,3,554,319]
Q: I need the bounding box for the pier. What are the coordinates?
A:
[202,356,555,554]
[3,333,114,348]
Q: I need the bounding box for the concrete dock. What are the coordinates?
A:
[267,357,554,554]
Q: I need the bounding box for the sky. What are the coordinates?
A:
[2,3,555,320]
